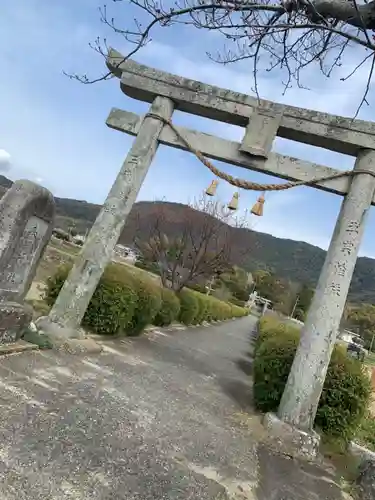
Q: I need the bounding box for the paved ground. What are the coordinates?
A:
[0,316,352,499]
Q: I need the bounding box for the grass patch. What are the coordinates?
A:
[23,329,53,349]
[320,435,361,486]
[355,413,375,452]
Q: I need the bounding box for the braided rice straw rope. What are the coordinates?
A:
[145,113,362,192]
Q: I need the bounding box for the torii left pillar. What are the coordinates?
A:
[37,97,174,338]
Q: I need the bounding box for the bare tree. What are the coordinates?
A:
[71,0,375,112]
[135,195,251,292]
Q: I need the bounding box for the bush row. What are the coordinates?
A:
[45,264,249,337]
[253,316,372,441]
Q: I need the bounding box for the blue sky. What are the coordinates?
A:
[2,0,375,256]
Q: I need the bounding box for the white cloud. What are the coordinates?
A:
[0,150,11,172]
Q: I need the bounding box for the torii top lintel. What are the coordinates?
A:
[107,48,375,157]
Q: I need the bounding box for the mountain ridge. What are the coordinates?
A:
[1,175,374,303]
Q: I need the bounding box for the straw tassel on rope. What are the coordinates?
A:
[143,113,372,217]
[205,179,218,196]
[251,191,265,216]
[227,191,239,211]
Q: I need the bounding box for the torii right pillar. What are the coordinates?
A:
[265,149,375,457]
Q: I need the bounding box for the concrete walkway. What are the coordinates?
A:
[0,317,351,499]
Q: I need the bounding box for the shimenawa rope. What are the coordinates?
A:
[145,113,375,192]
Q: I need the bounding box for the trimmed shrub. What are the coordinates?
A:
[178,289,199,325]
[254,316,296,355]
[153,288,180,327]
[127,276,162,336]
[253,317,372,440]
[316,348,371,439]
[231,304,249,317]
[46,264,139,336]
[45,264,249,336]
[216,298,232,320]
[253,328,299,412]
[192,291,209,324]
[189,283,207,294]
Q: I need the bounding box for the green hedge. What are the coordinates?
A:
[46,264,138,336]
[154,288,180,327]
[45,264,249,336]
[253,316,372,440]
[192,291,209,324]
[178,289,249,325]
[178,289,199,325]
[231,304,249,318]
[127,277,161,336]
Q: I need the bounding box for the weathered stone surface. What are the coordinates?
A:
[0,180,55,303]
[35,315,85,339]
[0,180,55,344]
[0,302,33,344]
[263,412,320,459]
[357,460,375,500]
[0,339,39,355]
[239,103,283,158]
[278,150,375,430]
[350,442,375,463]
[107,108,359,201]
[106,48,375,155]
[48,337,103,355]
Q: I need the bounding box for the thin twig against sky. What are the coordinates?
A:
[67,0,375,112]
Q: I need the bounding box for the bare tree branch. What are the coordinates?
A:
[134,195,252,292]
[67,0,375,110]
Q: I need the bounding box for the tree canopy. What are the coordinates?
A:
[253,270,314,317]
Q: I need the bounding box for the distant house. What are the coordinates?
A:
[52,228,70,241]
[72,234,86,246]
[115,244,139,264]
[338,329,364,347]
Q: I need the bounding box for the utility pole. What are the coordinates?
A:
[205,275,215,295]
[369,332,375,353]
[290,294,299,319]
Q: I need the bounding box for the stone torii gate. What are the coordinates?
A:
[39,48,375,455]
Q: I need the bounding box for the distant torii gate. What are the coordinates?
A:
[39,48,375,453]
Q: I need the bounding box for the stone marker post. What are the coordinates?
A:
[270,150,375,446]
[37,96,174,338]
[0,180,55,343]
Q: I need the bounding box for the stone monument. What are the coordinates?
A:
[0,180,55,343]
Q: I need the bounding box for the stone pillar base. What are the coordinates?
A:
[263,412,320,459]
[0,301,33,344]
[35,316,103,354]
[35,315,84,340]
